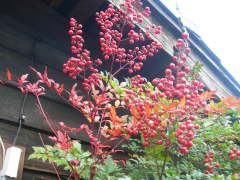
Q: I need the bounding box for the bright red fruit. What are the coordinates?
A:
[156,140,162,145]
[182,32,189,39]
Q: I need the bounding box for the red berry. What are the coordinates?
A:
[152,79,158,85]
[236,151,240,156]
[185,48,191,53]
[186,141,193,148]
[104,55,110,60]
[208,158,213,162]
[182,32,189,39]
[194,124,200,129]
[129,39,134,44]
[232,148,238,152]
[184,67,190,72]
[204,170,209,174]
[179,147,189,154]
[70,160,79,166]
[156,140,162,145]
[68,30,74,35]
[169,63,176,69]
[229,154,237,159]
[150,132,157,138]
[143,141,149,147]
[128,69,133,74]
[207,165,213,169]
[209,152,214,157]
[124,97,130,102]
[179,125,186,130]
[172,56,177,61]
[189,115,195,120]
[165,69,172,75]
[166,140,171,145]
[181,55,187,61]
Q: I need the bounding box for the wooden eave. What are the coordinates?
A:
[108,0,240,97]
[146,0,240,97]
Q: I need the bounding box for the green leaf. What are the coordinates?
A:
[28,153,39,160]
[116,88,125,94]
[72,142,82,153]
[32,146,45,154]
[45,145,54,151]
[145,82,154,91]
[233,120,239,130]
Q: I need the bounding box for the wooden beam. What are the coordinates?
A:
[41,0,64,8]
[23,165,68,177]
[69,0,106,24]
[1,0,69,52]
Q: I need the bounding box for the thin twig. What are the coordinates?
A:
[38,133,62,180]
[159,148,168,180]
[36,96,57,135]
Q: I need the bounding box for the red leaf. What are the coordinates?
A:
[105,128,122,137]
[29,67,43,80]
[43,67,48,80]
[201,91,216,100]
[94,94,108,105]
[57,84,64,95]
[160,102,178,111]
[29,66,37,72]
[71,83,78,95]
[42,67,52,88]
[57,131,67,143]
[18,74,29,85]
[35,72,43,80]
[145,104,152,116]
[130,107,139,118]
[6,69,12,81]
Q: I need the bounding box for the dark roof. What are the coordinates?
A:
[146,0,240,97]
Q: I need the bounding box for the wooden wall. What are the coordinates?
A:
[1,0,166,178]
[1,0,237,179]
[0,0,93,178]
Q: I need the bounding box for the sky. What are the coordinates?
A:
[159,0,240,83]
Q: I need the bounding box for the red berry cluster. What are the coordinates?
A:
[128,30,145,44]
[146,25,162,36]
[174,121,200,154]
[151,32,206,117]
[152,63,204,101]
[63,18,100,80]
[120,0,151,25]
[152,32,204,99]
[125,99,156,137]
[138,120,167,147]
[63,0,163,83]
[82,73,102,91]
[95,2,162,74]
[127,42,162,73]
[203,152,220,174]
[124,94,174,147]
[130,75,145,88]
[60,1,209,158]
[229,148,240,159]
[114,33,208,153]
[127,25,161,44]
[116,38,205,150]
